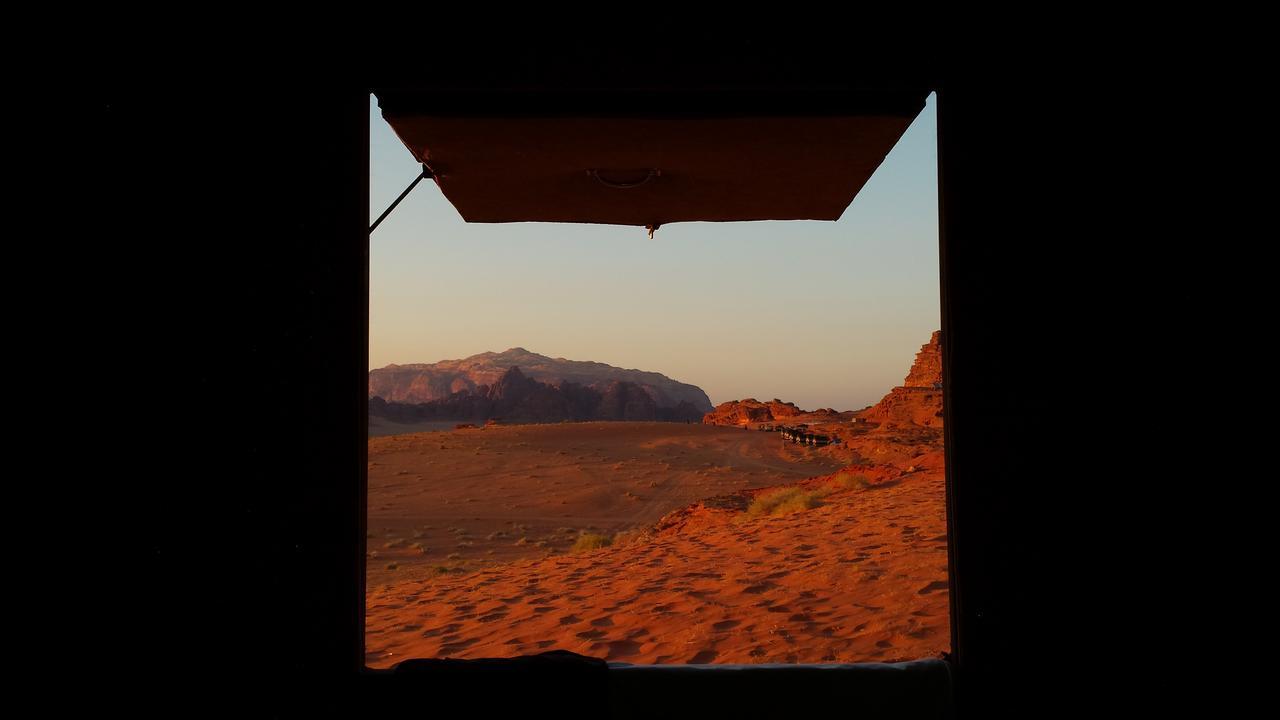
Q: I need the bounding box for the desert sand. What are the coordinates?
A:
[365,420,947,668]
[367,422,843,588]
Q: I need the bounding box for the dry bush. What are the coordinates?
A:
[746,487,826,517]
[828,471,872,491]
[571,533,613,553]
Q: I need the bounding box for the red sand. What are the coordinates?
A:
[365,421,947,667]
[367,422,843,588]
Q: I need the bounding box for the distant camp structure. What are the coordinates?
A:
[777,424,835,446]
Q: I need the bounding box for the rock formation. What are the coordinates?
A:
[702,398,805,426]
[902,330,943,388]
[860,331,944,427]
[370,366,705,425]
[369,347,712,412]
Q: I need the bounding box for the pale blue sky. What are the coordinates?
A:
[369,94,939,411]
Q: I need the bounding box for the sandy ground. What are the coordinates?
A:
[367,422,843,588]
[368,416,463,437]
[365,421,948,667]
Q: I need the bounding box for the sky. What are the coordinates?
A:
[369,94,938,411]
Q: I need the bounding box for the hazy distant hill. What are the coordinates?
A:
[369,366,706,425]
[368,347,713,412]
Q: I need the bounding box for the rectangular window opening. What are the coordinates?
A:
[364,92,948,668]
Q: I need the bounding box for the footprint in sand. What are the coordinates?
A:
[603,639,642,660]
[712,619,741,632]
[558,614,582,626]
[590,616,614,627]
[917,580,949,595]
[439,637,481,654]
[688,650,718,664]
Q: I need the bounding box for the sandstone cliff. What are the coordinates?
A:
[860,331,944,427]
[701,398,805,426]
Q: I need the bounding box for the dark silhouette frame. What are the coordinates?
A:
[119,47,1058,718]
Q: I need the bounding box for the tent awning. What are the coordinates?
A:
[374,87,929,228]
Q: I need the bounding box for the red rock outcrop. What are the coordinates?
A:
[702,398,805,426]
[369,347,712,412]
[903,330,943,388]
[860,332,944,428]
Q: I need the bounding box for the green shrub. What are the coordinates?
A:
[571,532,613,553]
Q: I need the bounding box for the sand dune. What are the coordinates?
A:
[365,421,947,667]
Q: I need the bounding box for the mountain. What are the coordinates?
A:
[369,366,706,425]
[368,347,713,412]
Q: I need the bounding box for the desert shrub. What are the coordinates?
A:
[612,529,648,548]
[828,471,872,491]
[514,536,529,546]
[747,487,826,517]
[571,533,614,553]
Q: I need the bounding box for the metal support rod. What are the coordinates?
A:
[369,165,432,234]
